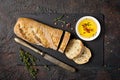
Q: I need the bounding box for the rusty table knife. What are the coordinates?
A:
[14,37,76,72]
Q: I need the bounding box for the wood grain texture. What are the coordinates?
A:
[0,0,120,80]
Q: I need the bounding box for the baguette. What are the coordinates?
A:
[14,18,63,50]
[58,31,71,53]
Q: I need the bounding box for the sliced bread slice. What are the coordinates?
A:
[58,31,71,53]
[65,39,84,59]
[73,46,92,64]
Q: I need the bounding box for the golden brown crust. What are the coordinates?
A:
[14,18,63,50]
[58,31,71,53]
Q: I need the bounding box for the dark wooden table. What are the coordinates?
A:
[0,0,120,80]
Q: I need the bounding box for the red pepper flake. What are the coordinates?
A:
[83,32,86,34]
[82,25,90,33]
[73,19,76,22]
[66,23,71,27]
[82,23,93,33]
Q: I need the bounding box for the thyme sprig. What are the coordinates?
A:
[54,15,66,24]
[19,49,38,78]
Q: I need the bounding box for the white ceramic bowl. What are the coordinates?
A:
[75,16,101,41]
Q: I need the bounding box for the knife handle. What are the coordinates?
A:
[14,38,44,56]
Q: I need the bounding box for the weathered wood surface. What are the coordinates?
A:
[0,0,120,80]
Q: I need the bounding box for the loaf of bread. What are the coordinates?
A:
[65,39,84,59]
[73,46,92,64]
[14,18,63,50]
[58,31,71,53]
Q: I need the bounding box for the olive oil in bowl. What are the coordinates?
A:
[76,16,101,41]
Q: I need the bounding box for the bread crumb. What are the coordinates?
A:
[61,25,64,27]
[110,50,113,53]
[71,27,73,30]
[54,22,57,25]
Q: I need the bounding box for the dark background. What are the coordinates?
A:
[0,0,120,80]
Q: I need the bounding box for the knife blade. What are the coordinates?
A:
[14,37,76,72]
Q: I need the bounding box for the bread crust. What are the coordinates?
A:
[58,31,71,53]
[14,18,63,50]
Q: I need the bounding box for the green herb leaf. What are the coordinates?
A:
[54,15,64,21]
[54,15,66,24]
[19,49,38,78]
[57,20,66,24]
